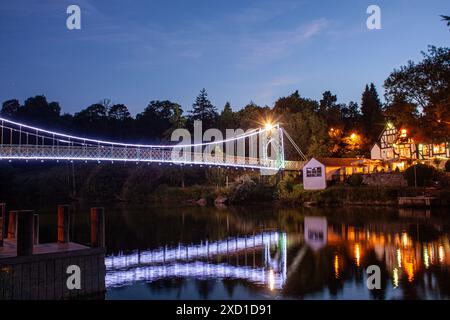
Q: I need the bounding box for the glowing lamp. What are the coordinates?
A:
[264,122,274,131]
[400,129,407,137]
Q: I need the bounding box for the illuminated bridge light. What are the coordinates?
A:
[392,268,399,288]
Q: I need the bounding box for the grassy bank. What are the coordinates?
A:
[1,162,449,208]
[148,184,229,205]
[278,185,417,206]
[276,184,450,207]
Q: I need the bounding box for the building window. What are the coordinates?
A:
[308,230,324,241]
[306,167,322,177]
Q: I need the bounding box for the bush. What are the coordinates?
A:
[347,174,363,187]
[403,164,438,187]
[445,160,450,172]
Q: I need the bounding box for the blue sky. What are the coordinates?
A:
[0,0,448,115]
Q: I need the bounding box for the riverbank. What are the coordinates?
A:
[276,185,450,207]
[1,162,449,208]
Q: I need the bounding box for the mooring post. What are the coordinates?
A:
[7,210,18,239]
[0,203,5,247]
[17,210,34,256]
[57,205,70,243]
[33,213,39,245]
[90,207,105,248]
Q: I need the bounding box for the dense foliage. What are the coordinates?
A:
[1,46,448,159]
[404,164,439,187]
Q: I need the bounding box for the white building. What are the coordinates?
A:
[302,158,326,190]
[302,157,380,190]
[304,216,327,251]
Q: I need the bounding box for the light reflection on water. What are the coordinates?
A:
[105,232,287,290]
[37,205,450,299]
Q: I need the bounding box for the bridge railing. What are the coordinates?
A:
[0,145,283,169]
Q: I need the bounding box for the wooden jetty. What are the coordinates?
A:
[0,204,106,300]
[398,196,440,207]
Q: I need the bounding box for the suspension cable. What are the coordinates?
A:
[282,129,307,161]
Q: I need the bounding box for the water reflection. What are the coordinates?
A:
[106,232,288,290]
[39,205,450,299]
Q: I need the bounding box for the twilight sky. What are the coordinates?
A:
[0,0,448,115]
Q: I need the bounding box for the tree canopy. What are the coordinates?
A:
[1,45,448,160]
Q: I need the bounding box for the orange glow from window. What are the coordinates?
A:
[400,129,407,137]
[401,232,409,247]
[439,245,445,264]
[405,261,415,282]
[355,244,361,267]
[334,254,340,279]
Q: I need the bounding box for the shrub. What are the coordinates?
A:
[445,160,450,172]
[403,164,438,187]
[347,174,363,187]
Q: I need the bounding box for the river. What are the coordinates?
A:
[36,204,450,300]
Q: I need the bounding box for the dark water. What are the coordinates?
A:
[37,205,450,300]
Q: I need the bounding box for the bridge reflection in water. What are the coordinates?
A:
[105,232,288,290]
[104,212,450,297]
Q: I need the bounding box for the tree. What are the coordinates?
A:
[383,95,419,134]
[165,103,186,138]
[108,104,131,121]
[361,83,384,144]
[282,108,330,159]
[107,104,132,141]
[5,95,62,127]
[73,103,109,136]
[1,99,20,117]
[188,89,218,130]
[384,46,450,141]
[318,90,344,131]
[441,15,450,27]
[341,101,361,131]
[236,102,270,130]
[404,164,438,187]
[445,160,450,172]
[273,90,318,115]
[218,102,237,132]
[136,100,184,141]
[74,104,108,123]
[319,90,337,113]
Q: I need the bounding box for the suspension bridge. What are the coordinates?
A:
[0,117,305,172]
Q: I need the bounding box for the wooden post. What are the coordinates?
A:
[57,205,70,243]
[7,210,18,239]
[33,213,39,245]
[0,203,5,247]
[90,207,105,248]
[17,210,34,256]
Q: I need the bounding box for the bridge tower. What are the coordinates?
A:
[260,125,285,174]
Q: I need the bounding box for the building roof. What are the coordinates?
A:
[315,157,369,167]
